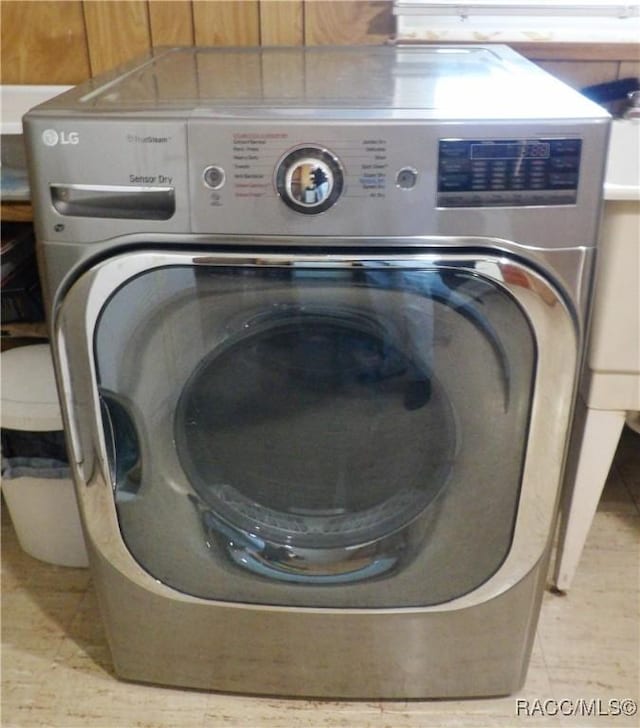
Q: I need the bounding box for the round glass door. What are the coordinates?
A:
[93,257,536,607]
[175,307,455,581]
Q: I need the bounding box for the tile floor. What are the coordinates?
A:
[2,428,639,728]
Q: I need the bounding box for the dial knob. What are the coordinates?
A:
[276,147,343,214]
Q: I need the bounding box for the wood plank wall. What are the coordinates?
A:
[2,0,637,88]
[1,0,394,84]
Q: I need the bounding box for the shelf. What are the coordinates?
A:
[1,85,72,134]
[1,86,71,223]
[1,201,33,222]
[0,321,48,339]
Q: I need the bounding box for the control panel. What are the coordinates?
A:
[25,111,606,246]
[437,138,582,208]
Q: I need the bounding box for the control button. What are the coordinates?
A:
[555,194,577,204]
[396,167,418,189]
[550,139,581,155]
[550,156,579,171]
[488,193,506,205]
[441,159,470,174]
[439,141,470,158]
[276,146,343,214]
[439,173,470,191]
[203,166,225,190]
[549,172,579,189]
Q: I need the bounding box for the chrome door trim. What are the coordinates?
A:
[42,232,592,315]
[54,245,579,612]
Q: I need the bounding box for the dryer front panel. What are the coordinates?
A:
[56,247,578,610]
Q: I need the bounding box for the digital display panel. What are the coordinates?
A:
[470,142,550,160]
[437,137,581,207]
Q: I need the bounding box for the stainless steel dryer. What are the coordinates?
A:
[25,45,609,698]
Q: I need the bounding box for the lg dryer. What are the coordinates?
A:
[25,45,609,698]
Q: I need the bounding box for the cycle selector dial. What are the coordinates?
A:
[276,147,343,214]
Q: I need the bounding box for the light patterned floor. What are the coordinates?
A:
[2,428,639,728]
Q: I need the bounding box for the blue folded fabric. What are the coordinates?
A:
[1,456,70,480]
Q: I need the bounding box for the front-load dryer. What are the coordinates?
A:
[25,45,609,698]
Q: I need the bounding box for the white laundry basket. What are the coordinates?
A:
[1,343,88,567]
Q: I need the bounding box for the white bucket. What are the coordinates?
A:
[2,468,88,567]
[1,344,89,567]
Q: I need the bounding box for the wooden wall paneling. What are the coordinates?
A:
[304,0,393,46]
[0,1,90,84]
[535,61,620,91]
[260,1,303,46]
[619,61,640,79]
[148,0,194,46]
[83,0,151,76]
[193,1,260,46]
[512,42,640,63]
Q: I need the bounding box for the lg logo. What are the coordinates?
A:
[42,129,79,146]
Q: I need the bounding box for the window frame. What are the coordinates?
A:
[394,0,640,45]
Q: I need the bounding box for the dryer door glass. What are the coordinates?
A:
[94,260,536,607]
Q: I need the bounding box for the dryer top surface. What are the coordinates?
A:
[27,45,607,122]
